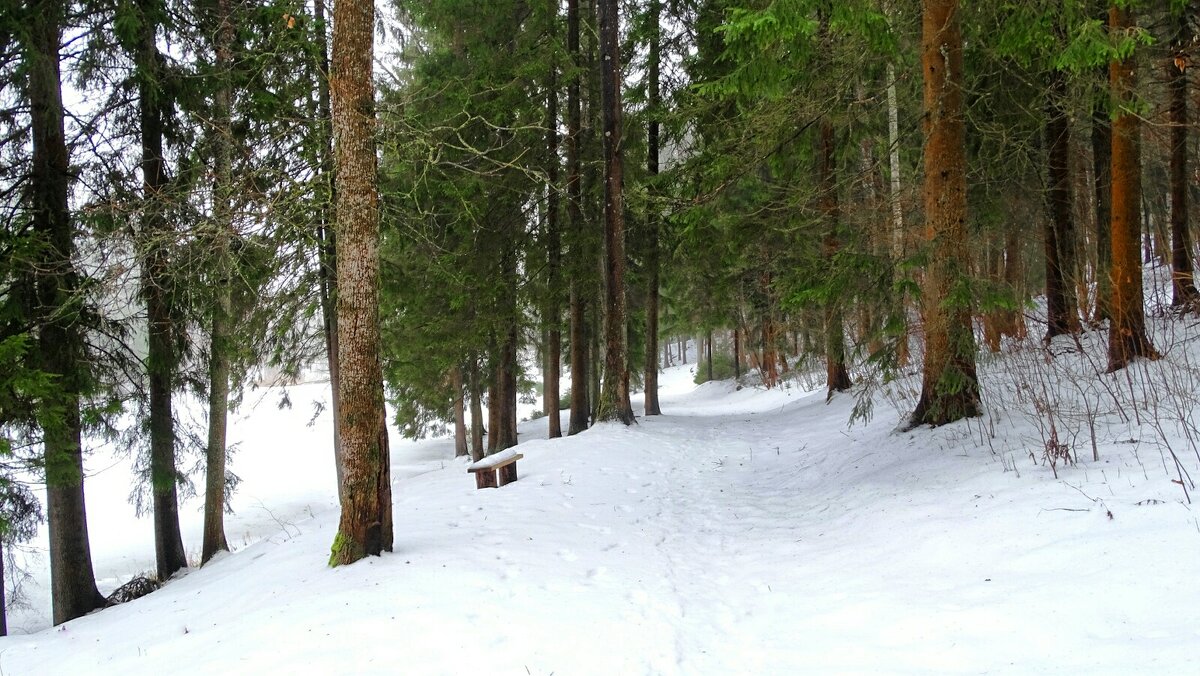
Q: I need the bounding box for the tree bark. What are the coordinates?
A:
[1044,68,1081,340]
[135,0,188,580]
[733,325,741,379]
[468,359,485,461]
[499,320,519,450]
[566,0,591,435]
[452,367,467,457]
[1168,4,1196,307]
[886,16,909,368]
[643,0,663,417]
[818,122,852,397]
[705,330,714,382]
[329,0,392,566]
[27,0,107,622]
[594,0,634,425]
[1092,92,1113,323]
[910,0,980,426]
[1106,4,1159,371]
[545,63,563,438]
[201,0,235,567]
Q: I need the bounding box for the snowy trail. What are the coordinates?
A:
[2,363,1199,674]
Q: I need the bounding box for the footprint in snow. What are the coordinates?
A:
[558,549,579,562]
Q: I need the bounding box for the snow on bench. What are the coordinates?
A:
[467,449,524,489]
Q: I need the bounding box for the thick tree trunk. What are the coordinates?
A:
[1106,4,1159,371]
[1044,69,1081,340]
[1168,5,1196,307]
[201,0,235,567]
[136,0,188,580]
[643,0,663,417]
[314,0,344,501]
[329,0,392,566]
[818,122,852,397]
[546,64,564,437]
[27,0,106,622]
[595,0,634,425]
[910,0,980,427]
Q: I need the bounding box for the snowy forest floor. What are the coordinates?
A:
[4,279,1200,673]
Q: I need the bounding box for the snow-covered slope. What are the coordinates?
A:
[3,341,1199,674]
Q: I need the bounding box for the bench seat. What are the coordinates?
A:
[467,450,524,489]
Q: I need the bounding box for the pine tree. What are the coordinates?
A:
[128,0,188,581]
[23,0,107,621]
[201,0,235,566]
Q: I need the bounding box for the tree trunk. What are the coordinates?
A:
[1002,225,1027,339]
[910,0,980,427]
[886,30,909,368]
[136,0,188,581]
[566,0,591,436]
[329,0,392,566]
[452,367,467,457]
[314,0,344,501]
[500,322,519,449]
[201,0,235,567]
[818,122,852,397]
[1169,4,1196,307]
[27,0,106,622]
[760,280,778,389]
[468,358,484,461]
[1044,68,1081,340]
[706,330,714,382]
[1092,44,1113,321]
[487,363,500,453]
[595,0,634,425]
[1106,4,1159,371]
[733,325,741,379]
[545,63,564,437]
[643,0,663,417]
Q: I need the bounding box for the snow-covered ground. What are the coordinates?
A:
[3,320,1200,673]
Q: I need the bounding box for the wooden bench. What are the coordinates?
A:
[467,449,524,489]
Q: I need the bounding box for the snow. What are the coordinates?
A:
[3,311,1200,673]
[467,447,520,470]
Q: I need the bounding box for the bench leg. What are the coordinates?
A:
[497,462,518,486]
[475,470,498,489]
